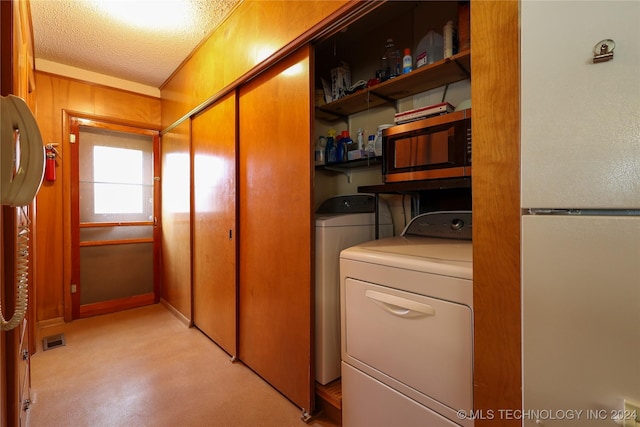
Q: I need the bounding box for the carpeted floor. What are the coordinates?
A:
[27,303,339,427]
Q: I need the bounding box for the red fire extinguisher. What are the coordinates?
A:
[45,143,60,181]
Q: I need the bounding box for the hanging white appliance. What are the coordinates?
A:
[521,1,640,425]
[0,95,45,331]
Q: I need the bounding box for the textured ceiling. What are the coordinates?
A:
[30,0,241,88]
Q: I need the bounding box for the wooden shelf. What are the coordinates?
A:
[315,50,471,120]
[316,157,382,183]
[359,176,472,194]
[316,156,382,171]
[316,379,342,410]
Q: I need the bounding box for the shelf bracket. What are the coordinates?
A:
[315,106,349,121]
[452,57,471,79]
[323,165,353,183]
[367,90,397,105]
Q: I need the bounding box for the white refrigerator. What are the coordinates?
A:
[521,1,640,426]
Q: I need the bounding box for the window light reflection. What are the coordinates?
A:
[283,63,303,77]
[164,153,190,214]
[194,154,225,213]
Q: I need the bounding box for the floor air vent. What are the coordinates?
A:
[43,333,66,351]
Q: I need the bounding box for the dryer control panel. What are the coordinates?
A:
[403,211,472,240]
[316,194,376,214]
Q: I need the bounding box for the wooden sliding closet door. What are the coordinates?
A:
[191,92,237,356]
[238,46,314,414]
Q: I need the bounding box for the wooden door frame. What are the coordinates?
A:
[471,0,522,423]
[63,112,161,320]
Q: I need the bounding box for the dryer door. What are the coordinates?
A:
[343,278,473,412]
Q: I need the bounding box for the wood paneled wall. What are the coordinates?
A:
[159,119,192,320]
[160,0,348,129]
[9,0,35,104]
[34,72,161,322]
[471,1,522,424]
[159,0,350,320]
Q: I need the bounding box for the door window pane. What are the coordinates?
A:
[93,146,143,214]
[79,127,153,223]
[94,183,142,214]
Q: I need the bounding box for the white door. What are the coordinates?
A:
[521,0,640,210]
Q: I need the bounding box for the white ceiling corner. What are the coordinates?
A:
[30,0,241,90]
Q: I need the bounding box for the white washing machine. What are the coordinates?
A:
[315,194,393,386]
[340,211,473,427]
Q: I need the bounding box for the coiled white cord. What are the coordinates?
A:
[1,209,30,331]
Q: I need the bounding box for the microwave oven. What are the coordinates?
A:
[382,109,471,183]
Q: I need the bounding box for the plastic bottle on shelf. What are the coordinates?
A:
[416,29,443,68]
[374,130,383,157]
[340,130,355,162]
[381,38,400,81]
[343,130,359,160]
[325,129,337,164]
[402,48,412,74]
[315,136,326,165]
[335,131,346,163]
[443,20,458,58]
[356,128,364,151]
[366,135,376,157]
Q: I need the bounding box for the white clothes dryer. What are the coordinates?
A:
[340,211,473,427]
[315,194,393,385]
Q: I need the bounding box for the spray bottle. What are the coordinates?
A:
[325,129,337,164]
[357,128,365,151]
[315,136,326,165]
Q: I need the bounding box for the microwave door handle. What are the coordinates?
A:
[365,290,435,318]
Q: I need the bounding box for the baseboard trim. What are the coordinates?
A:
[160,298,191,327]
[37,317,65,329]
[79,293,154,318]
